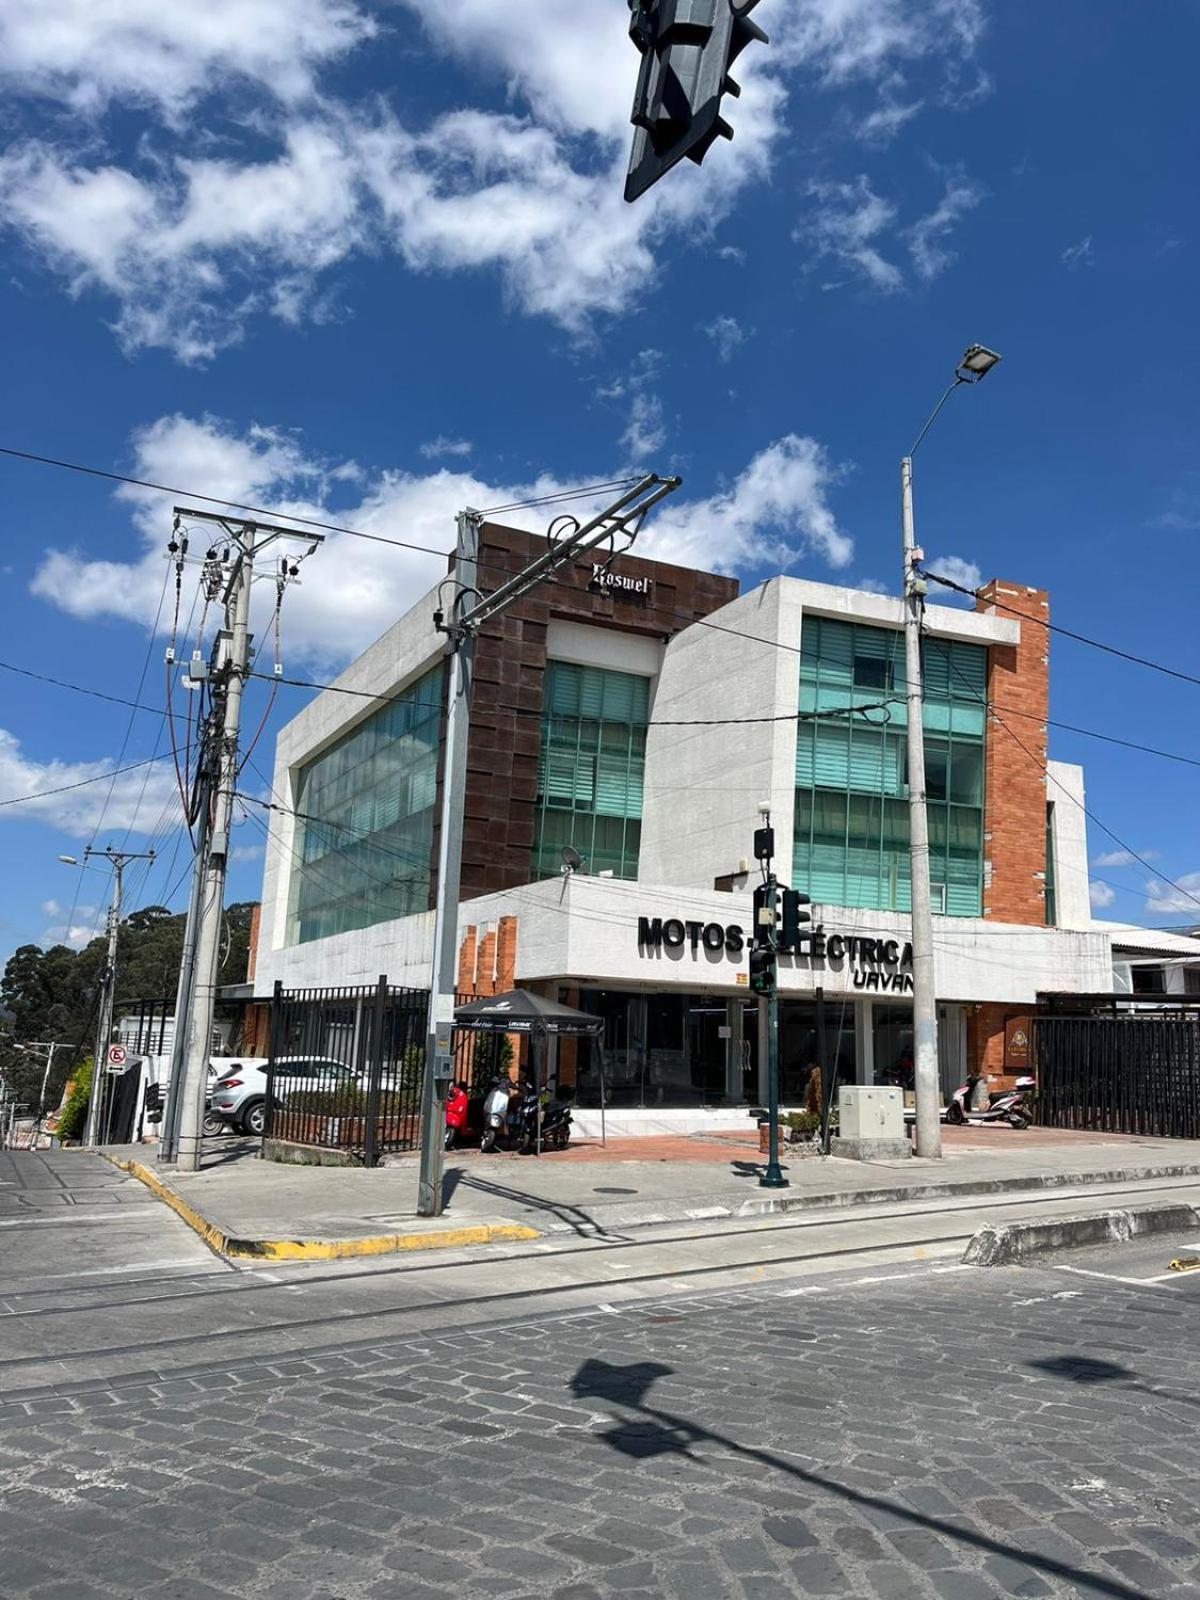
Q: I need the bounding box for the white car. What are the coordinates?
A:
[210,1056,355,1136]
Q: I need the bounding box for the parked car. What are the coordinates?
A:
[210,1057,354,1136]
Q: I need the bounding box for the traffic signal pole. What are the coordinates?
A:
[415,476,683,1217]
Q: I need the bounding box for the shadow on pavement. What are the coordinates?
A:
[1030,1352,1200,1412]
[571,1357,1149,1600]
[442,1165,631,1240]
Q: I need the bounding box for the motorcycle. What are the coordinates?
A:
[443,1082,470,1149]
[479,1076,519,1153]
[944,1074,1035,1130]
[520,1080,573,1153]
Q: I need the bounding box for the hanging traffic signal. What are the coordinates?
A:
[779,889,812,953]
[749,945,775,995]
[624,0,769,203]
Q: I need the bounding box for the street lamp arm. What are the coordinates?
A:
[908,376,966,459]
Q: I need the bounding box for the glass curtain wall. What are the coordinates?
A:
[287,665,443,944]
[794,617,986,915]
[531,662,650,880]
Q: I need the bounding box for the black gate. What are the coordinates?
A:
[262,978,431,1164]
[1034,1014,1200,1139]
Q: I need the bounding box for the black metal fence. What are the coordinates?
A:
[261,978,431,1163]
[1034,1014,1200,1139]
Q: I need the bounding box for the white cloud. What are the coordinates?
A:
[1089,881,1116,910]
[704,315,751,363]
[0,0,990,357]
[800,166,982,293]
[39,900,102,951]
[620,393,668,464]
[777,0,986,82]
[0,0,374,114]
[926,554,982,603]
[641,435,854,572]
[420,436,474,460]
[1145,874,1200,917]
[0,730,181,835]
[29,414,856,663]
[1061,235,1095,270]
[907,167,982,280]
[800,176,903,291]
[230,843,266,865]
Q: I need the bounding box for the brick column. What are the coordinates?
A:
[474,929,497,997]
[975,581,1050,925]
[495,916,518,991]
[457,926,478,997]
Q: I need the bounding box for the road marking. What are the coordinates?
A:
[1054,1265,1179,1289]
[0,1207,163,1228]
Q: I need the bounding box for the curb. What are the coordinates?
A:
[103,1156,540,1262]
[963,1202,1200,1266]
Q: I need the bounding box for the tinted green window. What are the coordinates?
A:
[287,666,443,944]
[794,617,986,916]
[532,663,649,881]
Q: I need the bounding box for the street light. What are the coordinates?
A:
[58,855,78,866]
[957,344,1002,382]
[902,342,1002,1161]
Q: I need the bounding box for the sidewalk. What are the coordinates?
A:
[106,1124,1200,1262]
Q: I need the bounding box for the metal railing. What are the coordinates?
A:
[1034,1015,1200,1139]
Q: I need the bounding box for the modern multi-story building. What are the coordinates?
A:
[249,523,1196,1133]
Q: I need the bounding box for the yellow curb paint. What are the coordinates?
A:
[102,1154,539,1262]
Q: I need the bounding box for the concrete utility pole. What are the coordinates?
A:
[416,475,683,1216]
[170,510,322,1172]
[902,344,1002,1159]
[63,848,156,1148]
[12,1041,62,1146]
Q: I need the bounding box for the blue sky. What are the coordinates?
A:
[1,0,1198,964]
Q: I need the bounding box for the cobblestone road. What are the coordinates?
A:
[2,1249,1199,1600]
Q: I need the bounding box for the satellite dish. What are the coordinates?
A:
[560,845,585,876]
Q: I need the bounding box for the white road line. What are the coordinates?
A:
[1054,1264,1179,1289]
[0,1207,164,1228]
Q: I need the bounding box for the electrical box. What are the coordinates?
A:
[838,1087,903,1142]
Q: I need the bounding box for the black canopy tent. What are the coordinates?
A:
[453,989,607,1151]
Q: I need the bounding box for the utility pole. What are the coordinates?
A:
[69,847,156,1148]
[12,1041,62,1147]
[169,510,322,1172]
[158,698,216,1162]
[902,344,1002,1159]
[416,475,682,1216]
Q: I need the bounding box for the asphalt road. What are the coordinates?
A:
[2,1151,1199,1599]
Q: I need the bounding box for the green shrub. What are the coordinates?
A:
[283,1088,367,1117]
[56,1058,93,1142]
[784,1110,821,1138]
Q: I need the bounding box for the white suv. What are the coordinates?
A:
[210,1057,355,1136]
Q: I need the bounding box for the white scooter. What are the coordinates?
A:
[944,1074,1035,1130]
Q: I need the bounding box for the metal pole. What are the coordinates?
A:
[177,527,258,1172]
[901,456,942,1159]
[761,864,787,1189]
[417,511,479,1216]
[84,858,124,1148]
[159,766,212,1162]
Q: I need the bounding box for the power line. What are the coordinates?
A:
[936,643,1200,914]
[0,442,642,566]
[0,659,167,719]
[0,750,177,810]
[923,567,1200,692]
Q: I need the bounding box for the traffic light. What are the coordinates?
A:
[752,882,778,948]
[779,889,812,953]
[624,0,769,203]
[749,945,775,995]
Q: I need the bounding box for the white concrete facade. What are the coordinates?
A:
[251,564,1134,1061]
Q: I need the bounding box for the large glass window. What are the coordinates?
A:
[794,617,986,916]
[532,663,649,880]
[287,665,443,944]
